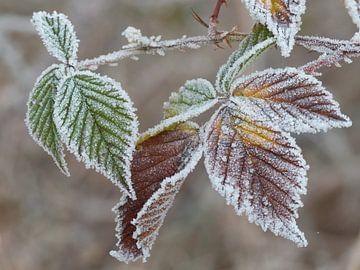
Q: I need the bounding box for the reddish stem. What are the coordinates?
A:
[210,0,227,23]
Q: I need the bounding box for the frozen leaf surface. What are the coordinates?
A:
[32,11,79,65]
[163,78,218,119]
[345,0,360,29]
[110,123,203,263]
[204,104,308,247]
[231,67,352,134]
[241,0,306,57]
[25,64,69,176]
[216,23,275,93]
[54,71,138,198]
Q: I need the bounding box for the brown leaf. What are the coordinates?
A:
[204,103,308,246]
[110,123,203,263]
[231,67,351,134]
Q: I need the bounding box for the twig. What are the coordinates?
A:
[209,0,228,38]
[78,31,246,70]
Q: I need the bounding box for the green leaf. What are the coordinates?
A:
[163,78,218,119]
[54,71,138,198]
[25,64,69,176]
[215,23,275,93]
[32,11,79,65]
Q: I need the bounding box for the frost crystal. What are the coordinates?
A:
[345,0,360,30]
[54,70,138,198]
[32,11,79,65]
[122,26,162,49]
[230,67,352,134]
[241,0,306,57]
[25,64,69,176]
[203,104,308,247]
[110,123,203,263]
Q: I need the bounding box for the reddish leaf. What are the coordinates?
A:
[204,103,308,246]
[231,68,351,134]
[110,123,203,263]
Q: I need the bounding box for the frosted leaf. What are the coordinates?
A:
[110,123,203,263]
[204,104,308,247]
[32,11,79,65]
[241,0,306,57]
[230,67,352,134]
[54,70,138,198]
[25,64,69,176]
[345,0,360,29]
[163,78,218,119]
[216,23,275,93]
[296,35,360,57]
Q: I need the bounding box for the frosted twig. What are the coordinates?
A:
[78,31,246,70]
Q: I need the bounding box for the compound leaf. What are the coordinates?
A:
[25,64,69,176]
[204,103,308,247]
[110,123,203,263]
[241,0,306,57]
[54,70,138,198]
[32,11,79,65]
[231,67,352,134]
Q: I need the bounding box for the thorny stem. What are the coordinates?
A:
[77,1,237,70]
[211,0,227,22]
[209,0,228,37]
[77,32,246,70]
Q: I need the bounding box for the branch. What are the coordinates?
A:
[78,30,246,70]
[209,0,228,37]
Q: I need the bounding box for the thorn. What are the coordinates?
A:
[224,36,232,48]
[214,42,225,49]
[191,9,209,28]
[223,0,228,7]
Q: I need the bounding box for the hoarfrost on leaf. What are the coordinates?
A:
[241,0,306,57]
[32,11,79,65]
[230,67,352,134]
[345,0,360,30]
[54,70,138,198]
[204,104,308,247]
[216,23,275,93]
[110,122,203,263]
[25,64,69,176]
[163,78,218,119]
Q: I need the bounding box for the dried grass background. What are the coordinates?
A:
[0,0,360,269]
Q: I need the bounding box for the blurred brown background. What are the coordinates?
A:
[0,0,359,269]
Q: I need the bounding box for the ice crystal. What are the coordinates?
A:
[54,70,138,198]
[241,0,306,57]
[32,11,79,65]
[25,64,69,176]
[110,123,203,263]
[122,26,162,49]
